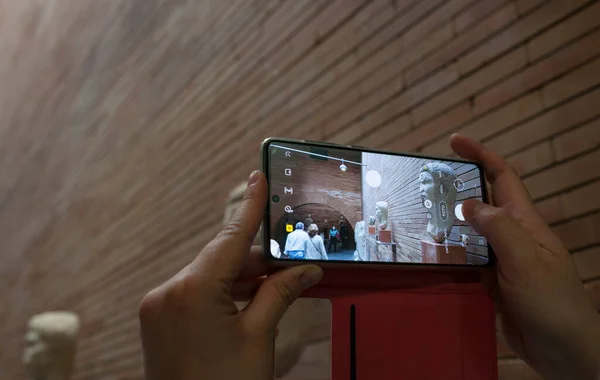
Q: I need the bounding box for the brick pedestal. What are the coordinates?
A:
[420,240,467,264]
[379,229,392,243]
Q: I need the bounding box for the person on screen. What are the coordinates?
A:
[305,224,328,260]
[304,214,313,231]
[328,225,339,253]
[340,221,350,249]
[284,222,309,259]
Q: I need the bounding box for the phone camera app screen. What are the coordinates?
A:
[267,142,489,266]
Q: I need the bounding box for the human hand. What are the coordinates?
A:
[139,171,323,380]
[450,134,600,380]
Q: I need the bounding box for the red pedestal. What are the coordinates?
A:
[368,226,376,235]
[421,240,467,265]
[298,267,498,380]
[379,229,392,243]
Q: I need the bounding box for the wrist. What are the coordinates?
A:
[532,314,600,380]
[576,316,600,380]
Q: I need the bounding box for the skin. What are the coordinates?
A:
[139,171,323,380]
[140,135,600,380]
[450,134,600,380]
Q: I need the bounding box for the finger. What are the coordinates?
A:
[481,266,500,308]
[232,278,265,301]
[449,134,533,209]
[450,134,566,252]
[242,265,323,332]
[238,246,269,279]
[462,199,537,270]
[190,171,267,284]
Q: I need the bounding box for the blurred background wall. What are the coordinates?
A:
[1,0,599,379]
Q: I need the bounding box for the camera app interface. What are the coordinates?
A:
[267,142,489,266]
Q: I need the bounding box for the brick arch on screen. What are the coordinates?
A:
[287,195,360,229]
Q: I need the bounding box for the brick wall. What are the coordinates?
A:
[1,0,600,379]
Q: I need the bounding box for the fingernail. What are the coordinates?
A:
[247,170,260,186]
[300,266,323,289]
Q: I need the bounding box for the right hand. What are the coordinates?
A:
[450,134,600,380]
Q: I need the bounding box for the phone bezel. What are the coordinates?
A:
[260,137,495,268]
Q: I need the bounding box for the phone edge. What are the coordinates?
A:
[260,137,495,269]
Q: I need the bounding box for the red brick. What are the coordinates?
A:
[421,91,544,156]
[553,211,600,251]
[305,18,455,141]
[542,55,600,107]
[404,3,518,86]
[359,52,406,97]
[402,0,473,46]
[474,28,600,115]
[507,141,554,176]
[310,85,363,133]
[326,63,459,138]
[358,22,456,98]
[354,0,441,63]
[574,246,600,282]
[527,1,600,60]
[312,0,368,42]
[240,1,394,137]
[281,1,394,108]
[388,101,472,151]
[552,118,600,161]
[261,2,313,40]
[524,149,600,200]
[486,86,600,156]
[536,179,600,225]
[458,0,589,75]
[535,195,563,226]
[498,359,542,380]
[514,0,546,15]
[412,46,528,126]
[454,0,509,33]
[355,114,411,148]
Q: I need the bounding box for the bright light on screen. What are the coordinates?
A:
[365,170,381,188]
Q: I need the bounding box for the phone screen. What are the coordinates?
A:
[264,140,491,266]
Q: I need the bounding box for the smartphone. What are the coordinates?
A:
[261,138,494,267]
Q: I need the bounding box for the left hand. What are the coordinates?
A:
[139,171,324,380]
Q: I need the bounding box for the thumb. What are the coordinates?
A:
[462,199,537,269]
[242,265,323,332]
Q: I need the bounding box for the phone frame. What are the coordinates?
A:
[260,137,495,268]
